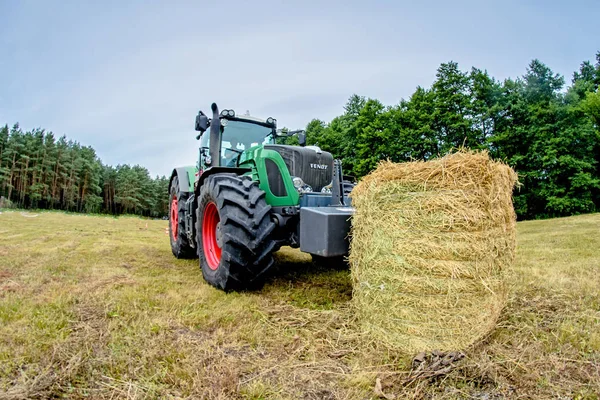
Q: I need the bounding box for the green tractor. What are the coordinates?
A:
[168,103,354,291]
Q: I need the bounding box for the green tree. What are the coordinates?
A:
[581,89,600,126]
[396,87,438,160]
[353,99,389,177]
[431,62,476,150]
[0,124,10,194]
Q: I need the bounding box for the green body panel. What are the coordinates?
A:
[187,166,198,191]
[180,166,197,192]
[239,147,300,207]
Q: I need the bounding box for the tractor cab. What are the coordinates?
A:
[196,109,278,171]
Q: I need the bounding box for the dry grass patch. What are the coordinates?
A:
[0,210,599,399]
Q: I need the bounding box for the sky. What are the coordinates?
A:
[1,0,599,177]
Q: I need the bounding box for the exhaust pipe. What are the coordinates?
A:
[209,103,222,167]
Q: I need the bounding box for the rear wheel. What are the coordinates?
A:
[169,176,196,259]
[196,174,277,291]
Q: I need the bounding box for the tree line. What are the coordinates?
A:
[0,126,169,217]
[280,52,600,220]
[2,52,599,219]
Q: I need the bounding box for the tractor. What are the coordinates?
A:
[168,103,354,290]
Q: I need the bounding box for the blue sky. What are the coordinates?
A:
[1,0,599,176]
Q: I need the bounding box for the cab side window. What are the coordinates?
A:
[199,132,210,168]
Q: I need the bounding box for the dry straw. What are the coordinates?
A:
[349,150,518,354]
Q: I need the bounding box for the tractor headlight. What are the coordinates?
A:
[228,109,235,117]
[267,117,277,128]
[321,182,332,193]
[291,176,312,193]
[220,109,229,117]
[292,176,304,188]
[300,184,313,193]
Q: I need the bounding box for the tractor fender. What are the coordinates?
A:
[195,167,252,197]
[169,167,196,194]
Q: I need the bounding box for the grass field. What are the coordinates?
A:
[0,210,599,399]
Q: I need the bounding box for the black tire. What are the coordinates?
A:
[169,176,197,259]
[196,174,277,291]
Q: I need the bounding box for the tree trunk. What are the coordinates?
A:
[80,173,88,212]
[7,152,17,200]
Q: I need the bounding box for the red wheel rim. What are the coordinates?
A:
[170,195,178,241]
[202,202,221,270]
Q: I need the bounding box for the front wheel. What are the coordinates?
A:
[196,174,277,291]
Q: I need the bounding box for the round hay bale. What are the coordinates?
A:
[349,150,518,354]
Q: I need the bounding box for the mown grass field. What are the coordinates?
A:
[0,210,599,399]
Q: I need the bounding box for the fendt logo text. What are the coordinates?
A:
[310,163,328,170]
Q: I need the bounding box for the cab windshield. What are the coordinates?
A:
[220,119,275,156]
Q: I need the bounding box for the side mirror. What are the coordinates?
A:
[195,111,208,132]
[298,131,306,147]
